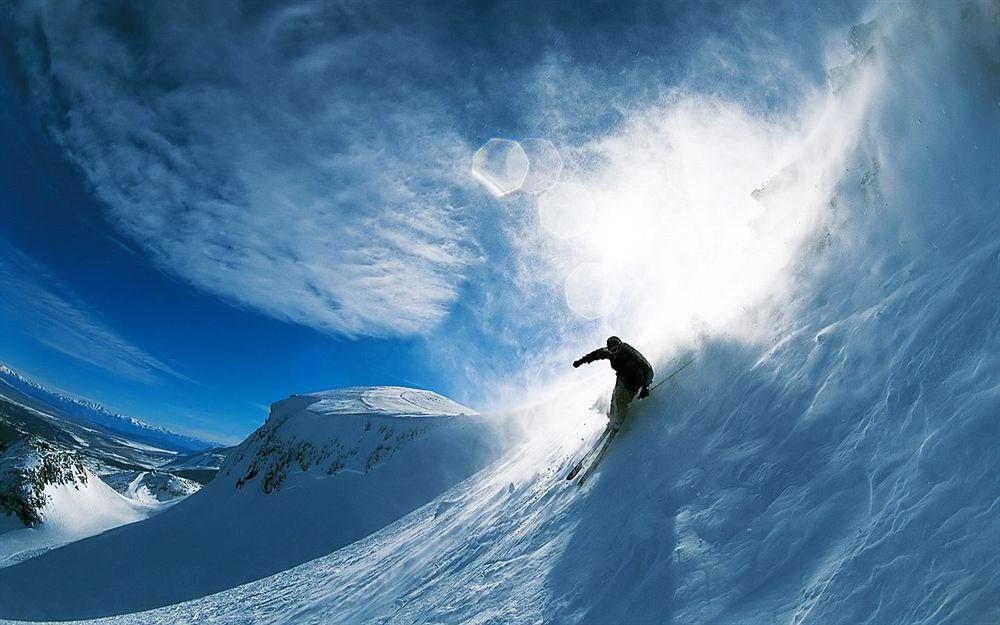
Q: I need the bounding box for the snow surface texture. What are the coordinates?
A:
[0,387,503,619]
[0,3,997,624]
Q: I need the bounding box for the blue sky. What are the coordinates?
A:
[0,1,863,444]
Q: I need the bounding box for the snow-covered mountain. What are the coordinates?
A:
[0,364,213,453]
[0,386,506,619]
[1,390,179,475]
[159,446,231,484]
[222,386,483,493]
[0,436,161,568]
[101,471,201,503]
[0,436,87,528]
[0,381,214,572]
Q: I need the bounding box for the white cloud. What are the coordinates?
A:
[13,1,477,337]
[459,5,887,404]
[0,239,193,385]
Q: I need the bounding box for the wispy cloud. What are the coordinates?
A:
[12,2,478,337]
[431,1,882,403]
[8,0,875,398]
[0,237,193,385]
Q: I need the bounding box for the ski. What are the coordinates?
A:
[565,461,584,481]
[576,428,618,486]
[568,357,695,485]
[566,426,613,480]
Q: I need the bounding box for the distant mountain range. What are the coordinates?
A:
[0,365,232,564]
[0,364,214,453]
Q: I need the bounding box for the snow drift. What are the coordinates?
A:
[0,387,504,619]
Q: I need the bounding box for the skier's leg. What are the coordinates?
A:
[609,378,638,432]
[566,425,613,480]
[576,381,638,485]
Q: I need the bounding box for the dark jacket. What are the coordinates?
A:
[578,343,654,388]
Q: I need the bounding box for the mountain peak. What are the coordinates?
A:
[286,386,477,419]
[231,386,482,495]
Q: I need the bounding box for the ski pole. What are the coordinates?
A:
[649,357,696,392]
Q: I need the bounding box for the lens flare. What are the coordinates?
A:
[531,78,878,356]
[471,138,528,197]
[520,138,563,195]
[538,182,596,239]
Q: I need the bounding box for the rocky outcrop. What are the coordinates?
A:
[0,436,87,527]
[223,387,481,495]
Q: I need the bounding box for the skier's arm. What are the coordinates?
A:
[573,348,609,368]
[636,351,654,398]
[641,359,654,387]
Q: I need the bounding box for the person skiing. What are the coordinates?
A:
[573,336,654,433]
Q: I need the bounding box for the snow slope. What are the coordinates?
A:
[0,387,504,620]
[0,439,160,568]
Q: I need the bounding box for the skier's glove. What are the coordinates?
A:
[572,359,582,368]
[638,386,650,399]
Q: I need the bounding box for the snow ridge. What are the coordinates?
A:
[303,386,478,418]
[0,386,503,620]
[223,387,480,494]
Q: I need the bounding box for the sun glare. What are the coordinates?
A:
[474,62,878,362]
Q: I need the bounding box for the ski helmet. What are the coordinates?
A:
[606,336,623,350]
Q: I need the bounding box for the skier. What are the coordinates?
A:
[573,336,654,434]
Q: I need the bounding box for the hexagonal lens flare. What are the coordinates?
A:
[471,138,529,197]
[520,138,563,195]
